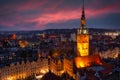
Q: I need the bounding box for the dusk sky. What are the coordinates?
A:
[0,0,120,31]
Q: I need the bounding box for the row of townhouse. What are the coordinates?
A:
[0,58,48,80]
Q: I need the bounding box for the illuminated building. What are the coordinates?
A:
[75,0,102,68]
[99,47,119,59]
[104,32,119,39]
[63,0,89,78]
[18,40,28,48]
[49,52,64,76]
[0,58,49,80]
[75,55,101,68]
[77,0,89,56]
[12,34,17,40]
[64,0,102,78]
[64,58,76,78]
[50,59,64,76]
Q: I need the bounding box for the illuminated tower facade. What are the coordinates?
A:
[77,0,89,56]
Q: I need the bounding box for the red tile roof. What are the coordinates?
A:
[86,74,98,80]
[98,69,112,76]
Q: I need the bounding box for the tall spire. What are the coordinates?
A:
[78,0,88,34]
[81,0,86,27]
[82,0,85,17]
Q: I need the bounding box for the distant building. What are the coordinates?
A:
[104,32,119,39]
[70,33,76,42]
[60,34,67,42]
[12,34,17,40]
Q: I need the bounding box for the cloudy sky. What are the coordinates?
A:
[0,0,120,31]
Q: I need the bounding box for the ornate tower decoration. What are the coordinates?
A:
[77,0,89,56]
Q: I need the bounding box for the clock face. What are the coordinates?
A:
[83,30,86,34]
[83,30,88,34]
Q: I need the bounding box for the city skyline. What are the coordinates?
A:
[0,0,120,31]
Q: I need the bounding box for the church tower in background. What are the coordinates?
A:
[77,0,89,56]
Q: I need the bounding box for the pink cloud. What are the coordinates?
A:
[0,0,119,30]
[86,2,120,18]
[0,0,48,13]
[0,21,15,27]
[17,0,48,11]
[26,2,120,28]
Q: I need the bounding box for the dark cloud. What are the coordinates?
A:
[45,19,79,29]
[87,13,120,29]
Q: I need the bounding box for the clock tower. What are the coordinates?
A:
[77,0,89,56]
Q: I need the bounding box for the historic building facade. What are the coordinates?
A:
[0,58,48,80]
[50,59,64,76]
